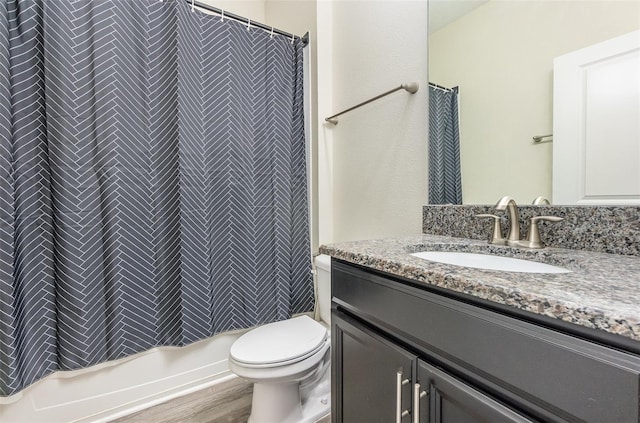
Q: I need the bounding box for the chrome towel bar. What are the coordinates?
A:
[325,82,419,125]
[533,134,553,143]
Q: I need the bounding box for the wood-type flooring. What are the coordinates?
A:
[111,377,330,423]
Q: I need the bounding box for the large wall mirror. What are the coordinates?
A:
[428,0,640,205]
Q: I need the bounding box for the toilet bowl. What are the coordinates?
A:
[229,316,330,423]
[228,255,332,423]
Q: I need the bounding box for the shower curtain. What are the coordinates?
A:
[0,0,312,397]
[428,85,462,204]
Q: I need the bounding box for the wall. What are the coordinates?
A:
[429,0,640,205]
[318,0,429,244]
[316,0,334,246]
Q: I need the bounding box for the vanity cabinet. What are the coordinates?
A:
[333,311,532,423]
[331,260,640,423]
[332,312,415,422]
[416,360,533,423]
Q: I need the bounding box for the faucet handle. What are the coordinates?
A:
[532,196,551,205]
[475,214,507,245]
[527,216,563,249]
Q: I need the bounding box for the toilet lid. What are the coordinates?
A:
[230,316,328,366]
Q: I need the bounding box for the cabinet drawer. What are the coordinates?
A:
[332,261,640,423]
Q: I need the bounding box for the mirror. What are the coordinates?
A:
[428,0,640,205]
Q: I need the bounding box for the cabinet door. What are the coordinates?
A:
[332,310,416,423]
[417,360,534,423]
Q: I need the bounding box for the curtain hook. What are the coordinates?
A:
[290,33,295,44]
[270,27,274,39]
[247,19,251,31]
[191,0,195,12]
[220,9,224,22]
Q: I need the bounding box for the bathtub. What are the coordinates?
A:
[0,331,244,422]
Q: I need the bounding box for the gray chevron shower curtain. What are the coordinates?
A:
[428,85,462,204]
[0,0,312,397]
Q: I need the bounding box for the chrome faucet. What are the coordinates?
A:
[492,195,563,249]
[495,196,520,246]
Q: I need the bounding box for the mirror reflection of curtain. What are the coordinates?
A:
[428,85,462,204]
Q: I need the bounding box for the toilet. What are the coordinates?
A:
[229,255,332,423]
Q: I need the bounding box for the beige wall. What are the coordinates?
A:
[264,0,430,246]
[429,0,640,205]
[318,1,429,244]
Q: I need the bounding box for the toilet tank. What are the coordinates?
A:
[314,254,331,325]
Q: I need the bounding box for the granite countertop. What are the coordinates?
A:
[319,234,640,342]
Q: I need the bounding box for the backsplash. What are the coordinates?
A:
[423,205,640,256]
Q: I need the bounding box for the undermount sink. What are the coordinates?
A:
[411,251,572,274]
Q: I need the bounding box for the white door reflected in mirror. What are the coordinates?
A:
[553,30,640,205]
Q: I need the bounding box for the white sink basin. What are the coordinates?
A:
[411,251,571,274]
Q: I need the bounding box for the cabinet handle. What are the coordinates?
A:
[413,383,428,423]
[396,371,410,422]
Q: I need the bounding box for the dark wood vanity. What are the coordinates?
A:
[331,259,640,423]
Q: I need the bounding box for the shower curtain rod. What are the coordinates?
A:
[429,82,458,92]
[184,0,307,42]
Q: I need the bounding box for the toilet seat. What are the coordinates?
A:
[230,315,327,368]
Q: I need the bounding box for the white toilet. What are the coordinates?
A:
[229,255,332,423]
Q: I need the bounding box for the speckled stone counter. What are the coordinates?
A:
[423,205,640,256]
[319,234,640,342]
